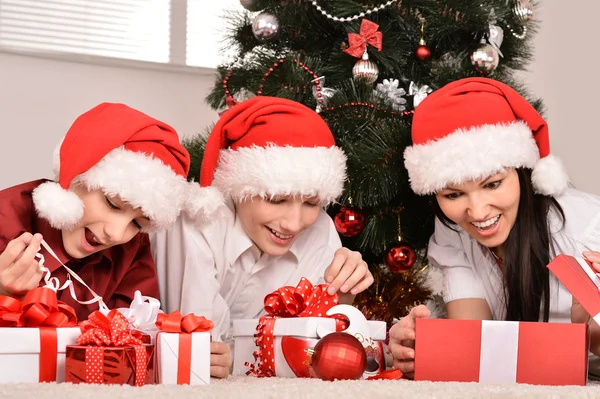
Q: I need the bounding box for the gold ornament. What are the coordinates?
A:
[470,40,499,75]
[513,0,534,23]
[352,52,379,84]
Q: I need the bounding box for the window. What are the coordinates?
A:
[0,0,239,68]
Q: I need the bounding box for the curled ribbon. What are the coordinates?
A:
[156,310,214,333]
[117,290,162,331]
[0,287,77,327]
[343,19,383,59]
[246,277,349,377]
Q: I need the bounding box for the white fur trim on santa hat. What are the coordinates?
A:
[531,154,569,196]
[213,144,347,204]
[32,182,84,230]
[185,185,225,227]
[404,121,539,195]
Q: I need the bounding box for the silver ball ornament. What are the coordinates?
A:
[513,0,534,23]
[352,59,379,84]
[470,43,499,75]
[252,12,279,42]
[240,0,264,12]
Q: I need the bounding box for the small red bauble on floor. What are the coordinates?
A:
[385,243,417,273]
[334,207,365,237]
[415,44,431,61]
[306,332,367,381]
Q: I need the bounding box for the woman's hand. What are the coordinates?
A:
[388,305,430,379]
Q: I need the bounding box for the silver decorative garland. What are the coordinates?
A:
[308,0,398,22]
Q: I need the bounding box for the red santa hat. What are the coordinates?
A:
[404,77,569,196]
[32,103,220,231]
[195,96,346,208]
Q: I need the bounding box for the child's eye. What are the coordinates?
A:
[267,198,285,205]
[132,220,142,230]
[485,180,502,189]
[105,196,119,210]
[304,200,320,207]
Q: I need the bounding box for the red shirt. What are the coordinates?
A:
[0,179,160,321]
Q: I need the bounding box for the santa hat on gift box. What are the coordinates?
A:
[191,96,346,211]
[404,77,569,196]
[32,102,221,231]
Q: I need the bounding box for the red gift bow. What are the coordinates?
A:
[343,19,383,58]
[0,287,77,382]
[246,277,349,377]
[77,309,147,386]
[156,311,214,384]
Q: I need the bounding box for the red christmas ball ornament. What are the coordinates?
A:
[385,243,416,273]
[306,332,367,381]
[415,44,431,61]
[334,207,365,237]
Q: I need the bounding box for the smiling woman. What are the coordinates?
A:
[388,77,600,378]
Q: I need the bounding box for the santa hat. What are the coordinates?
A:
[195,96,346,208]
[404,77,569,196]
[32,103,217,232]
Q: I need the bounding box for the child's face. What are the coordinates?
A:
[235,195,322,257]
[61,185,151,259]
[435,169,521,250]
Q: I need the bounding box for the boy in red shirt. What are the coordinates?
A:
[0,103,219,320]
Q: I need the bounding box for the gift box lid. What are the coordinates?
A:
[547,254,600,323]
[0,327,80,354]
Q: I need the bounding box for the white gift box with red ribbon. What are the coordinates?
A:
[0,326,80,383]
[232,315,386,378]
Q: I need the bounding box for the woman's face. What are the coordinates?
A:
[435,169,521,250]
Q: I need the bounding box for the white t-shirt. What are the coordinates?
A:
[428,188,600,322]
[150,202,342,343]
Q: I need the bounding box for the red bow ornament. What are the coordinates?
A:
[343,19,383,59]
[247,277,349,377]
[156,311,214,385]
[76,309,149,386]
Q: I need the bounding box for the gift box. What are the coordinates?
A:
[155,311,213,385]
[0,287,80,383]
[0,326,80,383]
[414,318,588,385]
[232,278,387,378]
[548,255,600,324]
[65,309,155,386]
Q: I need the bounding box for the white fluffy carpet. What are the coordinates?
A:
[2,377,600,399]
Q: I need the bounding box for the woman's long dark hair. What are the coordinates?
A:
[432,168,565,322]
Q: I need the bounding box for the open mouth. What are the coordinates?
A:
[267,226,294,241]
[470,215,501,232]
[84,227,103,247]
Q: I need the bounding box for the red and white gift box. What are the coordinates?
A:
[233,316,387,378]
[0,326,80,383]
[414,318,588,385]
[155,311,213,385]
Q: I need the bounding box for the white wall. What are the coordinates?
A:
[525,1,598,195]
[0,52,219,189]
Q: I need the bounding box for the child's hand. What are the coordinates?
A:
[210,341,232,379]
[324,247,373,296]
[0,233,44,296]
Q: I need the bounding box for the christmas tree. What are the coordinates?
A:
[185,0,539,325]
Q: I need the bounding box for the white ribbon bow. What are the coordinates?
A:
[117,290,162,331]
[409,81,432,108]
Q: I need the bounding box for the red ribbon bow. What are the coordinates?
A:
[247,277,349,377]
[156,310,214,333]
[343,19,383,58]
[0,287,77,327]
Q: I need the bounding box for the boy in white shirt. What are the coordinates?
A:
[151,96,373,378]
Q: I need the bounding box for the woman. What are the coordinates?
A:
[389,77,600,377]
